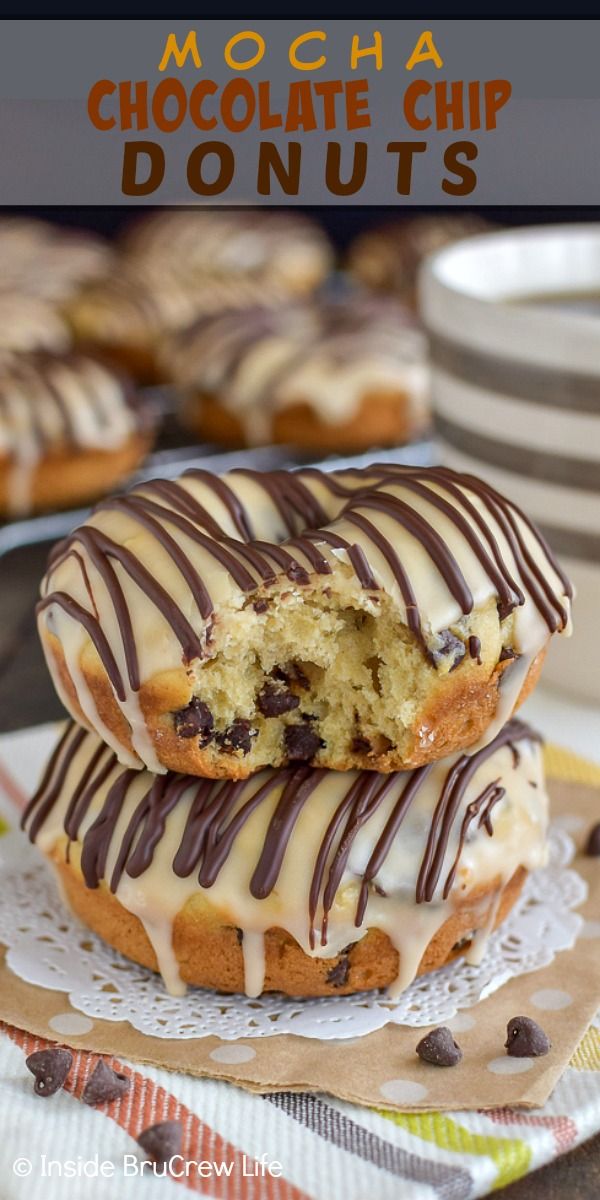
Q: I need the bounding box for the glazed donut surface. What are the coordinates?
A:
[24,718,548,997]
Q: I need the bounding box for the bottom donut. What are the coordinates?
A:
[23,719,548,999]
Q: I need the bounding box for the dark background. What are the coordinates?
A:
[9,206,600,244]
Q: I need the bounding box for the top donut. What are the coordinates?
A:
[37,463,572,778]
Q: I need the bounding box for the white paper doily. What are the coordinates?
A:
[0,826,586,1040]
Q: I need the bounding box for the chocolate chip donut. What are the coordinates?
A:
[23,718,547,998]
[121,209,332,297]
[163,297,429,451]
[65,264,297,385]
[37,464,571,777]
[0,293,72,358]
[0,217,111,302]
[66,213,331,385]
[0,351,154,518]
[348,214,493,308]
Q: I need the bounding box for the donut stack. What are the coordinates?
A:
[24,463,572,998]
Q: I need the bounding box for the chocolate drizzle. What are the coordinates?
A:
[23,719,541,943]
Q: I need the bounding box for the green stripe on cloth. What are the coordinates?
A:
[378,1110,532,1191]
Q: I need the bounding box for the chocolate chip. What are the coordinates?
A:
[273,663,310,690]
[499,646,517,662]
[257,682,300,717]
[505,1016,551,1057]
[253,600,268,614]
[284,724,322,762]
[137,1120,183,1167]
[286,560,309,584]
[26,1047,73,1097]
[468,635,482,664]
[430,630,466,671]
[327,956,350,988]
[351,736,371,754]
[82,1059,130,1105]
[416,1027,463,1067]
[451,933,473,952]
[585,822,600,856]
[173,698,213,744]
[216,719,256,755]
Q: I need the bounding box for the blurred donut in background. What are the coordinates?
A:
[162,295,430,451]
[121,208,333,297]
[0,350,154,518]
[347,213,494,309]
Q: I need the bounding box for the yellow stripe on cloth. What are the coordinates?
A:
[544,743,600,787]
[570,1025,600,1072]
[378,1110,532,1190]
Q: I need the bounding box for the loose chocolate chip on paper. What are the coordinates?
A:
[416,1027,463,1067]
[284,724,322,761]
[83,1059,130,1105]
[26,1047,73,1097]
[137,1120,183,1167]
[505,1015,551,1057]
[257,682,300,717]
[585,822,600,856]
[173,698,214,742]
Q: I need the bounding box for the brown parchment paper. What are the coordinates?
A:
[1,779,598,1112]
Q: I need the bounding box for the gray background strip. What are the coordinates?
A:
[1,21,600,203]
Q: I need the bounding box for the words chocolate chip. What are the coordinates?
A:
[26,1047,73,1097]
[416,1027,463,1067]
[83,1059,130,1105]
[505,1015,551,1057]
[137,1120,183,1166]
[585,822,600,856]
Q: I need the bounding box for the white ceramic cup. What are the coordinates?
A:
[419,224,600,703]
